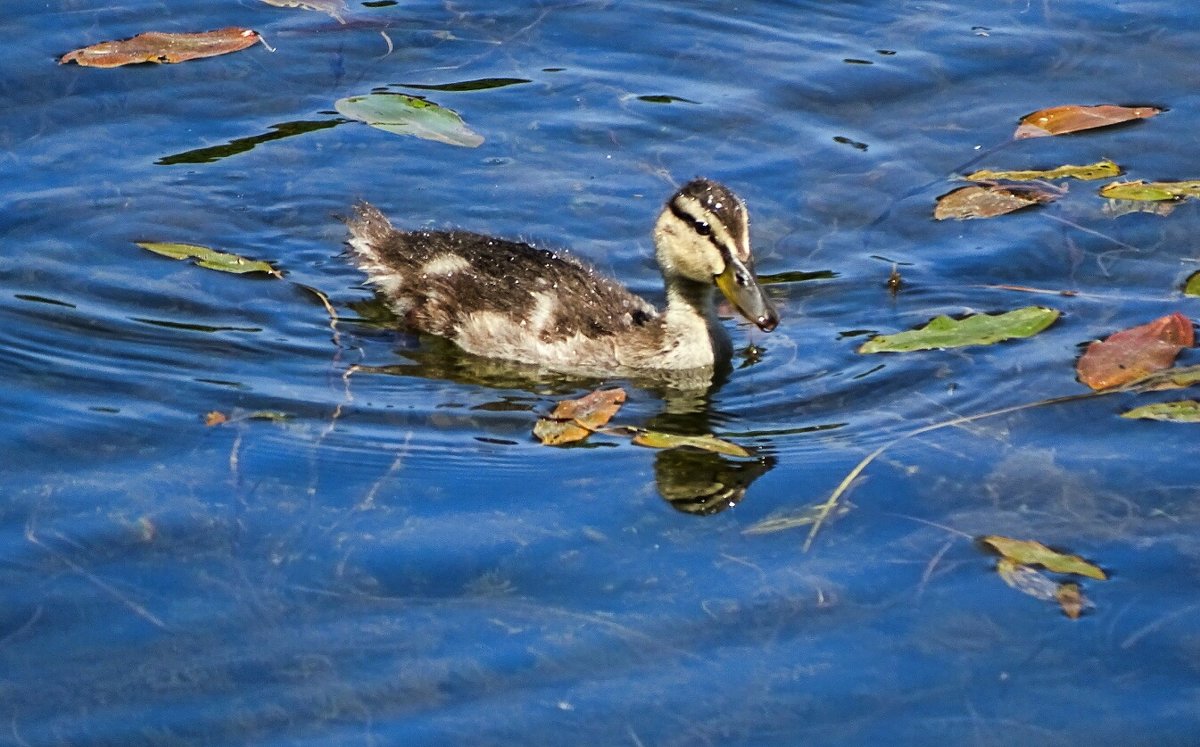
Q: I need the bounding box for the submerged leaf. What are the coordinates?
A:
[965,160,1121,182]
[631,430,751,458]
[61,28,262,68]
[533,388,626,445]
[996,557,1060,601]
[981,536,1107,580]
[1056,582,1086,619]
[934,184,1057,220]
[334,93,483,147]
[1099,180,1200,202]
[260,0,348,23]
[136,242,282,277]
[1120,400,1200,423]
[1126,363,1200,392]
[858,306,1059,353]
[1014,104,1162,139]
[1076,312,1194,391]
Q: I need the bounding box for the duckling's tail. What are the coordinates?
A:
[345,201,394,265]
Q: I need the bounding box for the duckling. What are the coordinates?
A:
[346,178,778,374]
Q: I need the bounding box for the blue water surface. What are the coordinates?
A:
[3,1,1200,744]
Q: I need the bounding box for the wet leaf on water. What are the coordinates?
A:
[204,411,228,427]
[204,409,292,426]
[934,184,1057,220]
[1184,271,1200,297]
[1099,179,1200,202]
[1120,400,1200,423]
[858,306,1059,353]
[60,28,262,68]
[533,388,626,445]
[1126,363,1200,392]
[260,0,347,23]
[1056,582,1087,619]
[981,536,1107,580]
[136,242,283,277]
[1076,312,1194,391]
[631,430,752,458]
[965,159,1121,182]
[334,93,483,147]
[1014,104,1162,139]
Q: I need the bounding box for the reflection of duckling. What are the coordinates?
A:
[346,179,778,375]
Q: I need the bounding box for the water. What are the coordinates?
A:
[4,1,1200,744]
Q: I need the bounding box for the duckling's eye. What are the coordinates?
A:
[693,220,711,236]
[735,271,749,287]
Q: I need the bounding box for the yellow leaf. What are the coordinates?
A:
[981,536,1107,580]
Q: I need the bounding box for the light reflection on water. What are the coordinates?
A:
[3,0,1200,743]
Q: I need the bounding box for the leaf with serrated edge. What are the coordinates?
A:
[966,160,1121,182]
[982,536,1107,580]
[859,307,1059,353]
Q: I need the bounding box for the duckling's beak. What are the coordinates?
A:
[716,257,779,332]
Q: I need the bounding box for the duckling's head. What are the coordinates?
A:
[653,178,779,332]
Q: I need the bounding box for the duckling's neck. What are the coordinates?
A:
[659,276,731,367]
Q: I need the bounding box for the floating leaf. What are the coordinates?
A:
[1127,363,1200,392]
[1076,312,1194,391]
[981,536,1107,580]
[60,28,262,68]
[260,0,347,23]
[334,93,483,147]
[965,159,1121,182]
[1120,400,1200,423]
[934,184,1057,220]
[137,242,282,277]
[631,430,751,458]
[858,306,1059,353]
[1099,180,1200,202]
[204,411,228,427]
[1185,271,1200,297]
[204,409,292,426]
[533,388,626,445]
[1014,104,1162,139]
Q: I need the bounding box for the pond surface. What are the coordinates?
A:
[4,0,1200,744]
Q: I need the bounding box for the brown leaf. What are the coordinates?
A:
[203,411,228,427]
[1076,312,1195,391]
[533,388,626,446]
[1056,582,1086,619]
[60,28,262,68]
[1014,104,1162,139]
[934,184,1056,221]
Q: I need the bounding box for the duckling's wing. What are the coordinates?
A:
[347,202,659,346]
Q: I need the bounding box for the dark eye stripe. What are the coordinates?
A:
[668,199,734,264]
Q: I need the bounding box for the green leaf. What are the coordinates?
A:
[136,242,282,277]
[1184,270,1200,297]
[966,159,1121,182]
[1099,180,1200,202]
[334,93,483,147]
[858,306,1060,353]
[1121,400,1200,422]
[1127,364,1200,392]
[981,536,1107,580]
[631,429,751,458]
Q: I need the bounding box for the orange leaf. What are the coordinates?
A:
[1014,104,1162,139]
[533,388,626,445]
[1076,312,1194,391]
[60,28,262,68]
[934,184,1056,221]
[203,411,228,427]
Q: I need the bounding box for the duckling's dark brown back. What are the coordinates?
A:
[346,202,659,348]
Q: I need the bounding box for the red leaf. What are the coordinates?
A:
[60,28,262,68]
[1076,312,1194,391]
